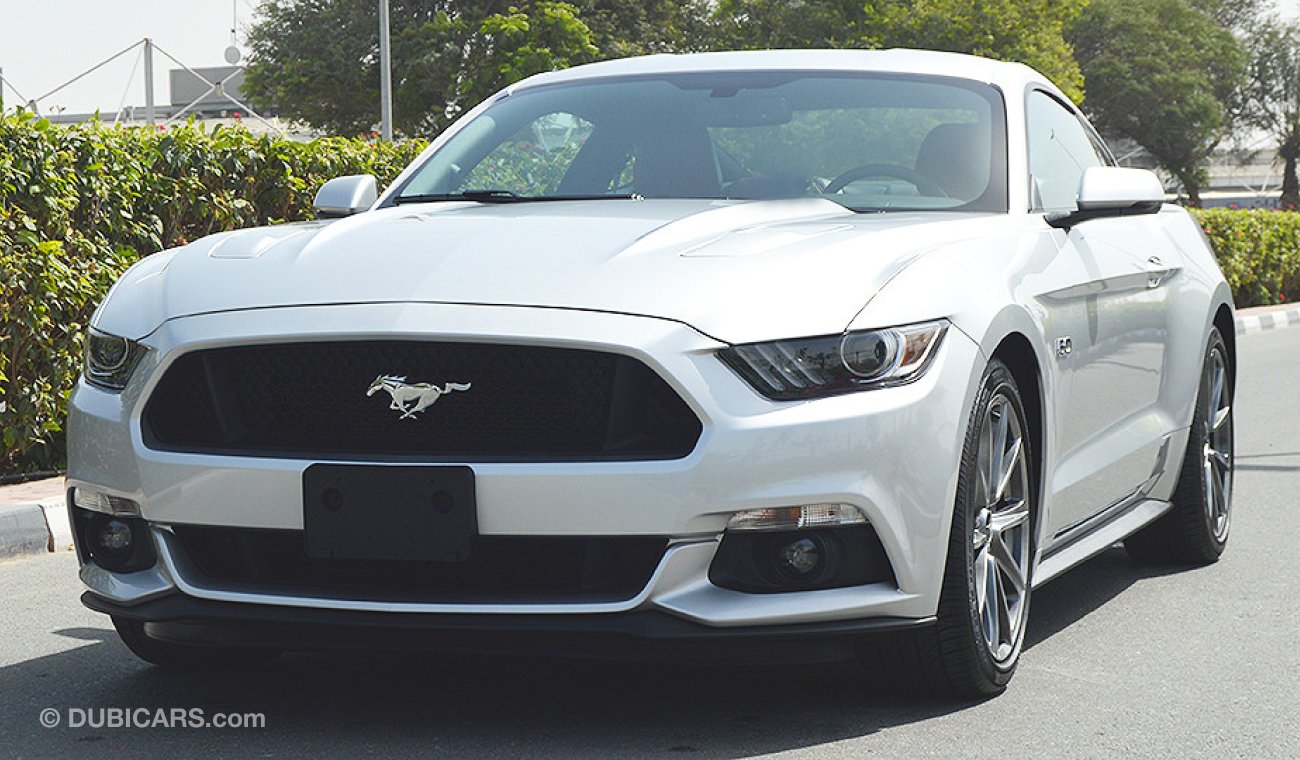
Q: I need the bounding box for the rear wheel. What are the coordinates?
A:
[862,359,1035,697]
[1124,327,1233,564]
[112,616,280,669]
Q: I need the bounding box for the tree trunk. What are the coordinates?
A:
[1180,174,1201,207]
[1280,126,1300,211]
[1282,157,1299,211]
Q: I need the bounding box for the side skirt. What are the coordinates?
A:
[1032,498,1173,587]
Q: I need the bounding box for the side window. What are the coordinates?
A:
[1026,92,1103,211]
[459,112,593,195]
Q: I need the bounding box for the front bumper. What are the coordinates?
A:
[69,302,982,630]
[83,590,935,663]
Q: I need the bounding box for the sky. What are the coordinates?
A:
[0,0,259,115]
[3,0,1300,116]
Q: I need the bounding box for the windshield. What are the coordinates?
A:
[392,71,1008,213]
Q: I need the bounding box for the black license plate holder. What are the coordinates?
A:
[303,464,476,562]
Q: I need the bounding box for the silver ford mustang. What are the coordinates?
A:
[68,49,1236,697]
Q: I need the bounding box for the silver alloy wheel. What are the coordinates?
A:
[1203,346,1233,542]
[971,392,1032,664]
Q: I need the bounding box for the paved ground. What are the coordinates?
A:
[1,327,1297,758]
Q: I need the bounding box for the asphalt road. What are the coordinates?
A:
[2,327,1298,759]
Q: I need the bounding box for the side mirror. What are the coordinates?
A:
[1046,166,1165,230]
[313,175,378,219]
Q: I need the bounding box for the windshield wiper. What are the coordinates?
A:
[393,190,642,205]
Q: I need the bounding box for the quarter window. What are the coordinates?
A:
[1026,91,1103,211]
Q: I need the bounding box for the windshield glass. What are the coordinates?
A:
[393,71,1007,212]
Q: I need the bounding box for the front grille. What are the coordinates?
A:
[171,526,667,604]
[142,341,701,460]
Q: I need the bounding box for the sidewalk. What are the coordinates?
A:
[1,302,1297,562]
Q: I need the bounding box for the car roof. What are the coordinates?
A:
[510,48,1062,102]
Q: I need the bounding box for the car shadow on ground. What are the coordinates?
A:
[1023,545,1202,650]
[0,548,1209,757]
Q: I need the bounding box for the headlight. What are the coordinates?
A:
[84,328,143,391]
[719,320,948,400]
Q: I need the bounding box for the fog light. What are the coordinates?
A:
[95,519,133,556]
[78,511,155,573]
[777,536,822,576]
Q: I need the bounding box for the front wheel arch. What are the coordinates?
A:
[990,333,1044,513]
[1212,303,1236,395]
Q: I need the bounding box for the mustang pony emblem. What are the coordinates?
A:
[366,375,471,420]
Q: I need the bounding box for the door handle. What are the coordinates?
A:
[1147,255,1167,288]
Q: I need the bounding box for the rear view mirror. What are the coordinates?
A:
[313,175,378,219]
[1047,166,1165,229]
[700,93,794,127]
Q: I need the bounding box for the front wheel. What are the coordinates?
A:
[861,359,1035,697]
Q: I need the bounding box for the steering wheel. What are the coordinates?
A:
[825,163,947,197]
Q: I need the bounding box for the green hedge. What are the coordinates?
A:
[0,114,426,474]
[1191,208,1300,309]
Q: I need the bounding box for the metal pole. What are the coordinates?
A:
[143,38,155,126]
[1,67,5,113]
[378,0,393,140]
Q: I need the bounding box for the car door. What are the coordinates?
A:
[1026,90,1179,540]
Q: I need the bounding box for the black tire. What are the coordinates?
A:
[112,616,281,669]
[860,358,1036,698]
[1124,327,1233,565]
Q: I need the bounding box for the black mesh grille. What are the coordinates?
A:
[171,526,667,604]
[143,341,701,460]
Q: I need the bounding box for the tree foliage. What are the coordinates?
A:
[245,0,1089,135]
[1070,0,1246,203]
[245,1,598,136]
[1243,20,1300,208]
[1190,0,1273,33]
[569,0,714,57]
[871,0,1086,103]
[709,0,1086,102]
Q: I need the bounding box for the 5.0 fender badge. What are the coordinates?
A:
[366,375,471,420]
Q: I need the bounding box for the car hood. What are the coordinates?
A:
[97,198,999,344]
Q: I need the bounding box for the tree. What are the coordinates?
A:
[708,0,1086,103]
[708,0,875,51]
[1070,0,1246,204]
[1190,0,1273,33]
[870,0,1087,103]
[569,0,714,57]
[391,2,597,135]
[1244,20,1300,209]
[244,1,597,136]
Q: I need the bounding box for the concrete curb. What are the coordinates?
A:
[1236,305,1300,335]
[0,497,71,562]
[40,498,75,554]
[0,502,56,561]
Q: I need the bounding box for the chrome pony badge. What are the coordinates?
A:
[366,375,471,420]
